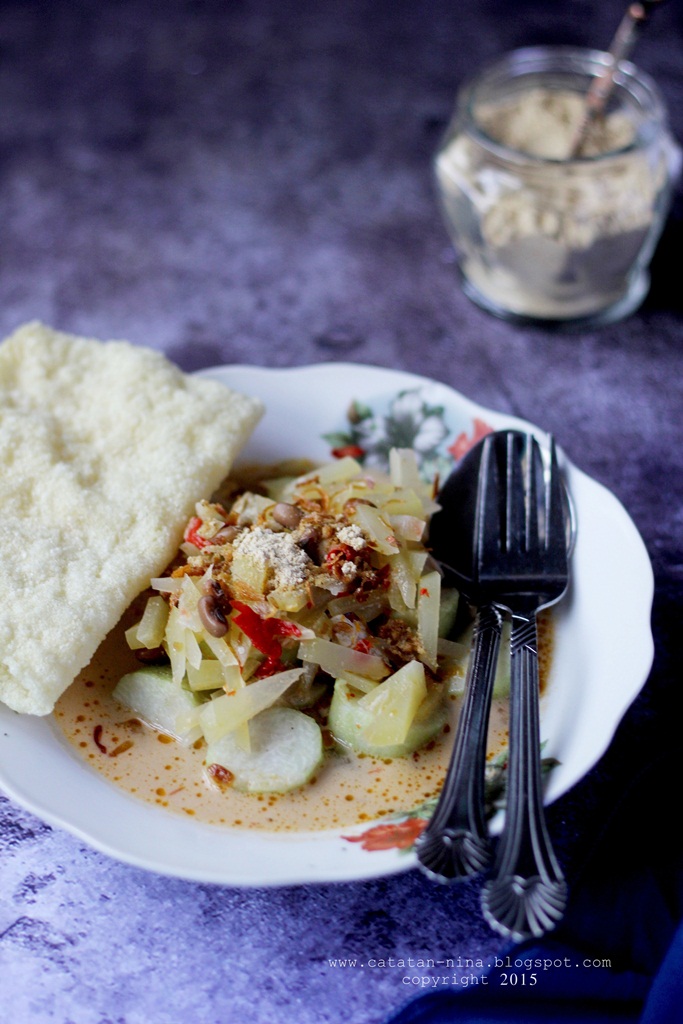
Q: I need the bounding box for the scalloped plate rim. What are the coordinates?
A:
[0,362,654,886]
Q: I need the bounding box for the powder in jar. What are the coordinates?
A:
[435,84,676,320]
[477,87,635,160]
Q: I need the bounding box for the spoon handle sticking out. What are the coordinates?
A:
[570,0,666,156]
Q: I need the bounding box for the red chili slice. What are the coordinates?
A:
[353,637,373,655]
[230,602,302,677]
[325,544,358,565]
[331,444,365,460]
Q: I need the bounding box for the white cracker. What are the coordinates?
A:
[0,322,263,715]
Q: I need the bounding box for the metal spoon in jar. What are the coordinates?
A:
[570,0,667,157]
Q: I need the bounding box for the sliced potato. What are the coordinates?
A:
[329,677,448,758]
[231,548,269,595]
[358,660,427,746]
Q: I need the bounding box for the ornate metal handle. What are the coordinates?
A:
[416,603,504,881]
[481,609,567,940]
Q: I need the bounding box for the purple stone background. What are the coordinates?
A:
[0,1,682,1021]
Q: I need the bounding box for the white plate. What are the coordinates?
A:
[0,363,654,885]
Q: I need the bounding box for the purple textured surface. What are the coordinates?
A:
[1,1,682,1022]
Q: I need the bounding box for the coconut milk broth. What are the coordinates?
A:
[54,602,553,833]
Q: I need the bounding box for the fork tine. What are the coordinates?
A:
[546,438,569,569]
[526,435,542,554]
[478,430,566,583]
[475,433,500,569]
[504,432,526,554]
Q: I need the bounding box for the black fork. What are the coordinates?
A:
[480,432,570,941]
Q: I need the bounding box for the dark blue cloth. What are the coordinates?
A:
[387,738,683,1024]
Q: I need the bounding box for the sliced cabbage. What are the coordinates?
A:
[417,569,441,670]
[125,595,170,652]
[351,502,399,555]
[298,637,388,682]
[198,667,304,744]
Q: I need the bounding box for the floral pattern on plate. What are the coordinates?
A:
[323,385,493,480]
[342,748,562,855]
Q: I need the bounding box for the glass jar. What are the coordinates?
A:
[434,46,681,327]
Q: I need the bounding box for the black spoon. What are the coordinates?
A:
[415,431,506,880]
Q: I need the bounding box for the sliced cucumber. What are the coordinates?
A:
[443,617,511,699]
[112,665,200,745]
[492,617,511,698]
[328,679,449,758]
[205,706,323,794]
[438,587,460,638]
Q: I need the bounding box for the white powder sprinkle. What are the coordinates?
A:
[336,524,366,551]
[233,526,311,589]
